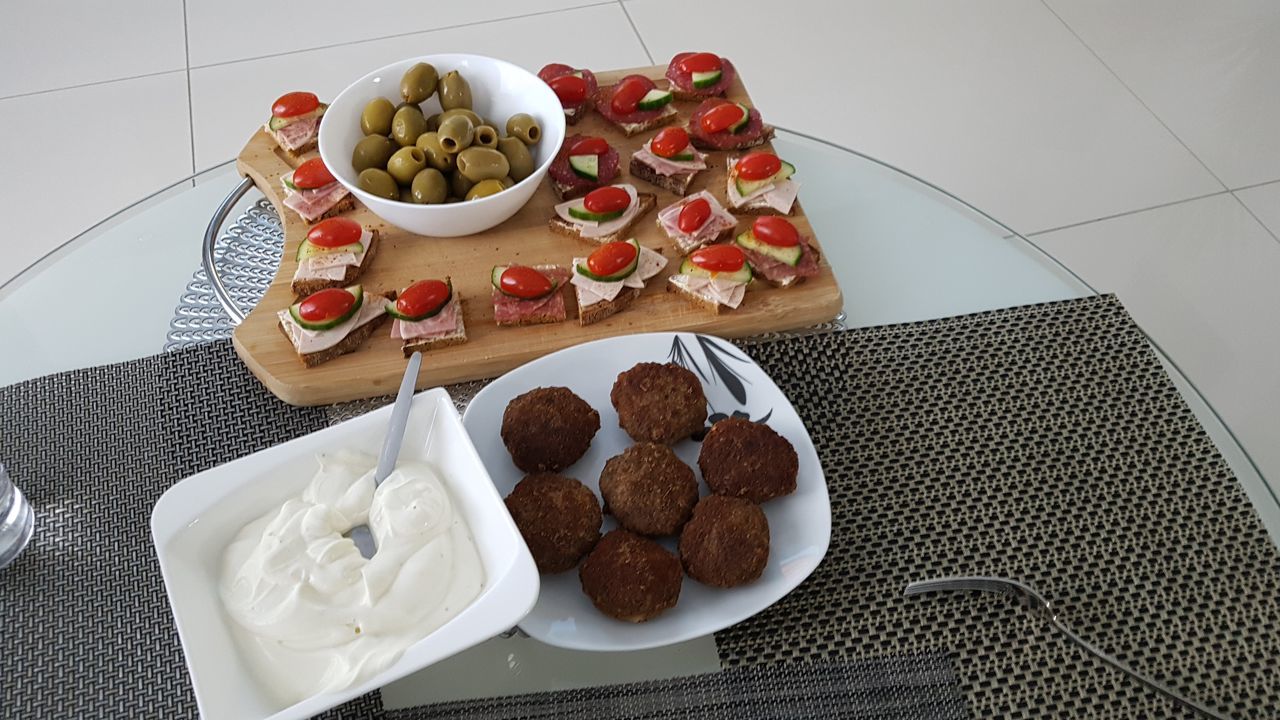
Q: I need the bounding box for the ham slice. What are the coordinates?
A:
[632,143,707,176]
[570,246,667,305]
[283,179,350,223]
[277,295,386,355]
[668,275,746,309]
[553,185,642,240]
[271,117,320,151]
[391,297,461,340]
[657,191,738,254]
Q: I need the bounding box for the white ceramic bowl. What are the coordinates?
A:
[150,388,539,720]
[319,54,566,237]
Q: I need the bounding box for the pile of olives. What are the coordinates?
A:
[351,62,543,204]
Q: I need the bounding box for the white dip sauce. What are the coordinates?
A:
[220,451,483,704]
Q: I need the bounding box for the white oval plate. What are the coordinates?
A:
[462,331,831,652]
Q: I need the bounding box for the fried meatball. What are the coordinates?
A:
[501,387,600,472]
[505,473,602,573]
[679,495,770,587]
[610,362,707,444]
[698,417,798,503]
[599,443,699,536]
[579,529,682,622]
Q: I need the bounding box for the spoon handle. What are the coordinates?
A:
[374,352,422,485]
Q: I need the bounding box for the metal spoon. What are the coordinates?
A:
[904,576,1232,720]
[347,351,422,559]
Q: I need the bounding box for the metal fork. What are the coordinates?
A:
[904,576,1233,720]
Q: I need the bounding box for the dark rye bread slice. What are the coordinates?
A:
[290,229,380,298]
[690,124,776,152]
[278,291,394,368]
[548,193,657,245]
[400,297,468,357]
[629,154,698,196]
[666,278,726,315]
[577,285,641,326]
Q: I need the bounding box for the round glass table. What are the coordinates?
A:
[1,129,1276,709]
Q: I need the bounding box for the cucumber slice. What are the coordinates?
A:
[734,160,796,197]
[735,231,802,266]
[268,103,327,131]
[567,204,625,222]
[576,239,641,282]
[678,257,753,284]
[691,70,722,89]
[386,280,452,321]
[490,266,558,299]
[729,103,750,133]
[670,150,695,161]
[296,240,363,261]
[637,89,674,111]
[569,154,598,181]
[288,285,363,331]
[282,172,298,191]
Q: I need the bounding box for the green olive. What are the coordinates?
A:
[472,124,499,149]
[387,146,428,186]
[439,108,483,127]
[437,115,474,154]
[496,136,535,182]
[449,170,475,199]
[505,113,542,145]
[358,168,399,200]
[414,132,456,172]
[399,187,415,203]
[360,98,395,136]
[456,147,510,182]
[391,105,428,147]
[465,178,506,201]
[498,175,514,189]
[351,134,396,173]
[437,70,472,111]
[410,168,448,204]
[400,62,439,104]
[425,113,442,132]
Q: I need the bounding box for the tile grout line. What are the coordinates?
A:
[0,69,184,102]
[1023,189,1233,237]
[618,1,655,64]
[1230,192,1280,244]
[1039,0,1230,193]
[181,0,196,177]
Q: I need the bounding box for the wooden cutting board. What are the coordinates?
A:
[232,64,843,406]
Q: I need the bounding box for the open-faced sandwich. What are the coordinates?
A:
[265,91,327,158]
[725,151,798,215]
[538,63,598,125]
[277,285,391,368]
[665,52,737,101]
[291,217,378,297]
[629,127,708,196]
[491,264,572,327]
[688,98,774,151]
[734,216,820,287]
[667,244,752,315]
[282,157,354,223]
[656,191,738,254]
[548,135,621,201]
[570,239,667,326]
[551,184,657,245]
[388,278,466,356]
[595,74,677,137]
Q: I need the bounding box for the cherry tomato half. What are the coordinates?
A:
[500,266,554,299]
[292,157,336,190]
[677,52,722,75]
[272,91,319,118]
[299,287,356,322]
[306,217,362,248]
[396,279,451,318]
[583,186,631,214]
[650,127,690,158]
[678,198,712,233]
[699,102,747,134]
[610,75,653,115]
[690,244,746,272]
[570,136,610,156]
[752,216,801,247]
[586,241,639,277]
[735,152,782,181]
[548,74,589,104]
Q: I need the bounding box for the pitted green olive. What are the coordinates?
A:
[449,170,475,199]
[410,168,448,204]
[400,62,439,104]
[437,115,474,154]
[414,132,455,172]
[439,108,482,127]
[399,187,415,203]
[360,98,395,136]
[425,113,442,132]
[437,70,472,111]
[506,113,541,145]
[465,178,506,201]
[456,147,510,182]
[358,168,399,200]
[472,124,499,149]
[496,136,534,182]
[391,105,428,147]
[351,134,396,173]
[387,146,427,185]
[498,176,514,189]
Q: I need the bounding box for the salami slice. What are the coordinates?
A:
[741,242,820,285]
[666,53,737,98]
[687,99,770,151]
[595,75,671,127]
[538,63,598,123]
[492,267,572,325]
[548,134,620,198]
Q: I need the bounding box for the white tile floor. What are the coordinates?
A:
[2,1,1278,488]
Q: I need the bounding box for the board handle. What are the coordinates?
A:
[202,176,258,324]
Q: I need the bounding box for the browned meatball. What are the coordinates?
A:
[504,473,602,573]
[698,417,798,503]
[599,443,699,536]
[501,387,600,472]
[610,362,707,444]
[679,495,770,587]
[579,529,682,622]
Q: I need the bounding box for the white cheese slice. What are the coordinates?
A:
[277,293,386,355]
[570,246,668,305]
[668,274,746,309]
[553,184,641,239]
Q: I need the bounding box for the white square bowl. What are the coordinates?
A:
[150,388,539,720]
